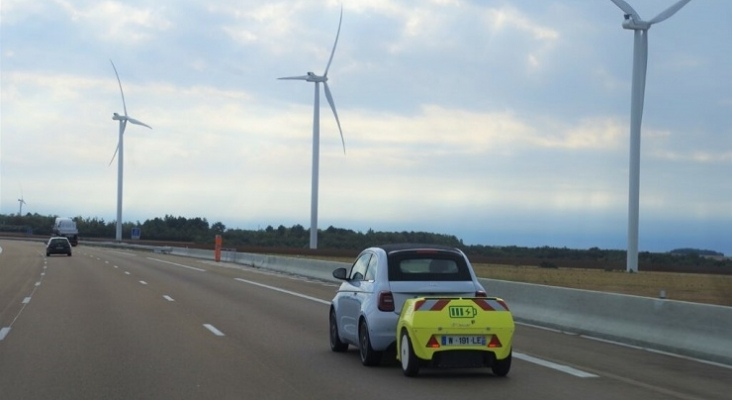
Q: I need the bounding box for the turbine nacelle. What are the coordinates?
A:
[112,112,124,121]
[306,71,327,83]
[622,16,650,30]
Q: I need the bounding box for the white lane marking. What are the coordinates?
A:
[22,297,31,304]
[163,295,175,302]
[583,336,732,370]
[105,261,109,264]
[35,282,41,286]
[114,265,119,268]
[203,324,225,336]
[0,327,10,341]
[41,272,45,276]
[108,250,137,257]
[517,322,566,334]
[233,278,330,305]
[139,281,148,285]
[124,271,130,275]
[147,257,206,272]
[514,352,599,378]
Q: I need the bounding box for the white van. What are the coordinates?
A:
[53,217,79,246]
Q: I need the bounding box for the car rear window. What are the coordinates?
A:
[387,253,472,282]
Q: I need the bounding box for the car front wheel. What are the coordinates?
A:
[400,330,420,377]
[358,320,382,366]
[329,308,348,352]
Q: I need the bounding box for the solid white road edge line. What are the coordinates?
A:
[513,352,599,378]
[233,278,330,305]
[583,335,732,370]
[203,324,225,336]
[147,257,206,272]
[233,277,601,378]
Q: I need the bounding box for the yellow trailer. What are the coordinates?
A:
[396,297,515,377]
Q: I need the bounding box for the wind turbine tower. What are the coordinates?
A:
[278,7,346,249]
[109,60,152,241]
[609,0,692,272]
[17,196,27,216]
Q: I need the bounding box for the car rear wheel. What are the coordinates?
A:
[329,308,348,352]
[491,351,512,377]
[358,320,382,366]
[400,330,420,377]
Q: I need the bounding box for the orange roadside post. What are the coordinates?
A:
[214,234,222,262]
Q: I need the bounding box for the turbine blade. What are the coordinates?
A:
[278,75,309,80]
[323,82,345,154]
[323,5,343,77]
[108,142,120,166]
[610,0,641,20]
[648,0,691,24]
[127,117,152,129]
[110,59,128,116]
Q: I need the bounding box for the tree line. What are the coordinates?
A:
[1,212,729,274]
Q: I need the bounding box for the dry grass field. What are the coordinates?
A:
[309,254,732,307]
[473,263,732,307]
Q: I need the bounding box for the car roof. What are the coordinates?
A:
[372,243,462,255]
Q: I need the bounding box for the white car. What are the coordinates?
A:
[329,244,487,366]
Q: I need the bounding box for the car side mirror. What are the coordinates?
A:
[332,267,348,280]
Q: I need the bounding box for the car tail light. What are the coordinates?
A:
[487,335,502,348]
[378,291,395,312]
[427,335,440,348]
[475,290,487,297]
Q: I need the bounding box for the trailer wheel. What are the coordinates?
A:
[492,351,512,377]
[400,330,420,377]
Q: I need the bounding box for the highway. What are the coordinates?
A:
[1,239,730,400]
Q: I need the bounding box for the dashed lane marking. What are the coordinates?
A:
[203,324,225,336]
[233,278,330,305]
[147,257,206,272]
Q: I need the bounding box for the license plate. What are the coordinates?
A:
[441,335,486,346]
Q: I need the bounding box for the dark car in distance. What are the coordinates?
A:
[46,236,72,257]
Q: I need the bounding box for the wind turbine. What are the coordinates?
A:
[278,7,346,249]
[109,60,152,241]
[17,186,27,216]
[609,0,692,272]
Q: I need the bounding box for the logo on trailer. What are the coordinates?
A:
[449,306,478,318]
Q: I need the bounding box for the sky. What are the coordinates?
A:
[1,0,730,255]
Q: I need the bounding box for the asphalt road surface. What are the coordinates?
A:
[1,239,730,400]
